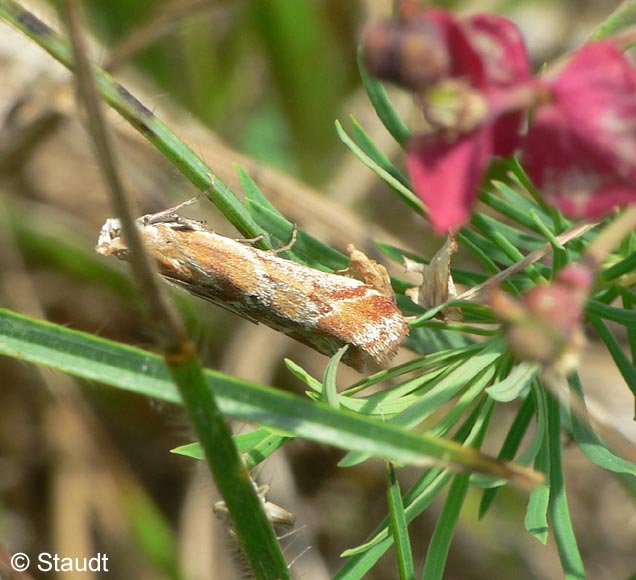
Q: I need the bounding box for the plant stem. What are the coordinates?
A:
[58,1,290,578]
[458,219,600,302]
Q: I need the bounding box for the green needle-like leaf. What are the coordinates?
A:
[421,473,470,580]
[486,362,540,402]
[386,463,416,580]
[546,394,586,578]
[357,48,411,146]
[0,309,542,485]
[322,345,348,409]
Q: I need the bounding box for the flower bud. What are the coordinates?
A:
[492,264,593,371]
[362,19,449,90]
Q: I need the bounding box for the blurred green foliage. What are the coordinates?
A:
[78,0,361,182]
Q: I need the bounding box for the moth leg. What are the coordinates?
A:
[235,226,297,254]
[142,172,216,225]
[235,232,266,245]
[271,225,298,254]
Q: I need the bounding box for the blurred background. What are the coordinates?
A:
[0,0,634,579]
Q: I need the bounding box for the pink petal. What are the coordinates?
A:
[407,127,492,233]
[426,12,529,156]
[523,42,636,218]
[522,105,636,218]
[550,41,636,182]
[425,9,486,86]
[462,14,531,89]
[461,15,530,156]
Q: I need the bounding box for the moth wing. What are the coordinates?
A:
[161,276,261,325]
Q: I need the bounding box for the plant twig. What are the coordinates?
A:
[458,219,600,302]
[60,0,181,350]
[58,1,290,578]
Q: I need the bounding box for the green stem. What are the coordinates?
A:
[14,0,291,576]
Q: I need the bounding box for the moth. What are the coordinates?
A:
[96,211,408,371]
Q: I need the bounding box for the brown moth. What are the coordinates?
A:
[96,212,408,371]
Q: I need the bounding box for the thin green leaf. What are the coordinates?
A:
[507,158,563,221]
[341,468,449,560]
[472,214,547,283]
[337,401,490,578]
[525,435,550,544]
[601,252,636,282]
[547,393,586,579]
[425,370,493,438]
[350,116,410,188]
[527,209,565,249]
[421,399,494,580]
[387,341,503,429]
[386,463,416,580]
[171,442,205,460]
[587,299,636,330]
[589,315,636,395]
[171,429,291,471]
[421,473,470,580]
[416,317,498,336]
[407,302,494,330]
[474,211,546,254]
[456,231,516,291]
[479,393,536,517]
[522,383,550,543]
[342,342,487,396]
[590,0,636,41]
[236,165,279,216]
[0,309,541,484]
[246,199,348,270]
[529,209,569,274]
[335,120,424,214]
[567,373,636,476]
[621,290,636,363]
[339,340,503,467]
[284,359,323,393]
[338,360,465,417]
[323,345,349,409]
[486,362,540,402]
[460,226,515,268]
[485,182,554,232]
[516,382,548,467]
[357,48,411,146]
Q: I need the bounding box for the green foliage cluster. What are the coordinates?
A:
[0,2,635,579]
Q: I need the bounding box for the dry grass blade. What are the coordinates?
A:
[58,2,291,578]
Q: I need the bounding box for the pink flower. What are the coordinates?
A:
[405,10,531,233]
[364,5,636,232]
[363,4,532,233]
[522,42,636,219]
